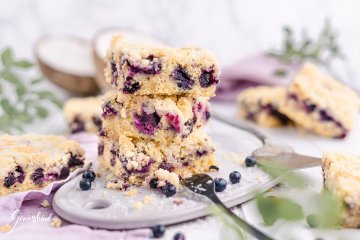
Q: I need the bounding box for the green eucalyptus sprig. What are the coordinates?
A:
[0,47,62,133]
[267,20,344,77]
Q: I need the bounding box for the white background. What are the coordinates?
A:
[1,0,360,80]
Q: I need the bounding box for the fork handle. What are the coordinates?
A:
[207,193,275,240]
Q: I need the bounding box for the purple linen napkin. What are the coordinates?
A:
[0,133,151,240]
[214,53,301,102]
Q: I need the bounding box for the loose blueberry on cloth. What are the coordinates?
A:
[0,133,151,240]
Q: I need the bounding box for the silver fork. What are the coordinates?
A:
[181,174,276,240]
[212,112,321,170]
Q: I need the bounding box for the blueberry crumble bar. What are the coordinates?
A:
[64,97,103,134]
[237,86,292,127]
[101,92,211,142]
[280,63,360,138]
[105,35,220,96]
[98,130,216,190]
[0,134,85,196]
[322,152,360,228]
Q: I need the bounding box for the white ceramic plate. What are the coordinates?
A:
[53,120,281,229]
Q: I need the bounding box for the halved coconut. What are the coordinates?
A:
[92,27,167,92]
[35,36,100,95]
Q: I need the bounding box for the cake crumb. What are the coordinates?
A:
[0,224,12,233]
[50,217,62,228]
[96,172,101,178]
[125,189,138,196]
[173,198,183,205]
[40,199,51,208]
[143,195,153,204]
[222,152,247,166]
[133,201,143,210]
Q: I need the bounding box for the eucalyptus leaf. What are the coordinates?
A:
[30,77,44,85]
[1,48,13,67]
[0,99,16,115]
[14,60,34,68]
[35,106,49,118]
[2,71,25,89]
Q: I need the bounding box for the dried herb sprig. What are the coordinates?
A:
[0,47,62,133]
[267,20,344,68]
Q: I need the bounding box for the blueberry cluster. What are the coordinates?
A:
[149,178,177,197]
[151,224,185,239]
[79,170,96,191]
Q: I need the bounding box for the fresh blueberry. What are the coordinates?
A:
[82,170,96,182]
[174,232,185,240]
[229,171,241,184]
[163,183,177,197]
[306,214,319,228]
[214,178,227,192]
[31,168,44,184]
[149,178,158,189]
[151,224,166,238]
[79,178,91,191]
[172,66,194,90]
[245,156,256,167]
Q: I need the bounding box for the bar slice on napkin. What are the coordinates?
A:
[0,134,85,196]
[237,86,292,127]
[280,63,360,138]
[98,130,216,190]
[322,152,360,228]
[105,35,220,96]
[101,91,210,143]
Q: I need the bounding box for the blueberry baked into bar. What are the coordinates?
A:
[105,35,220,96]
[280,63,360,138]
[101,91,211,142]
[63,97,103,134]
[98,130,216,190]
[237,86,292,127]
[0,134,85,196]
[322,152,360,228]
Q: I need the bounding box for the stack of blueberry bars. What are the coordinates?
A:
[98,35,220,194]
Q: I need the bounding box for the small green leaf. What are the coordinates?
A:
[277,198,304,220]
[256,195,304,226]
[35,106,49,118]
[36,90,63,108]
[2,71,25,88]
[257,195,278,226]
[14,60,34,68]
[30,77,44,85]
[0,99,16,115]
[1,48,13,67]
[273,69,288,77]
